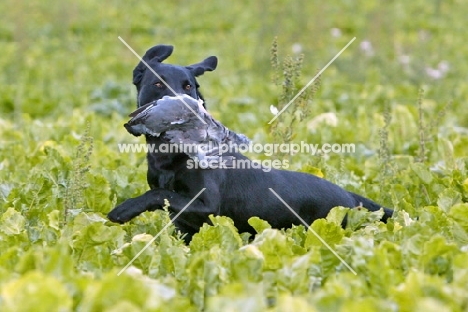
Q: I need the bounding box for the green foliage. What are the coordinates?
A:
[269,36,321,160]
[64,121,94,224]
[1,0,468,310]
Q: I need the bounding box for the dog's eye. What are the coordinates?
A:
[154,82,163,88]
[184,84,191,91]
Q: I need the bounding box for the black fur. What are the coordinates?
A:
[132,44,217,107]
[108,44,393,242]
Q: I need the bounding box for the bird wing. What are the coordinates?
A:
[128,101,157,117]
[124,95,200,137]
[204,113,251,146]
[123,95,251,167]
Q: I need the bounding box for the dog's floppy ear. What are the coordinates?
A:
[186,56,218,77]
[133,44,174,85]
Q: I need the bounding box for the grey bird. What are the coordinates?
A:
[124,95,251,166]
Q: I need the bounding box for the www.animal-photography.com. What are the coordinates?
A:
[1,1,467,311]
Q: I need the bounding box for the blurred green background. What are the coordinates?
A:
[1,0,467,121]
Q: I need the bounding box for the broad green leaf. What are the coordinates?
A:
[340,298,394,312]
[206,283,265,311]
[250,229,295,270]
[84,174,112,213]
[157,234,188,279]
[1,271,72,312]
[366,241,404,297]
[410,162,433,184]
[463,178,468,194]
[248,216,271,233]
[78,271,151,311]
[346,207,385,231]
[420,235,457,276]
[300,164,324,178]
[304,219,344,249]
[84,222,125,245]
[437,188,461,213]
[0,208,26,235]
[448,203,468,231]
[326,206,349,225]
[276,296,317,311]
[276,253,318,293]
[47,210,60,231]
[190,215,242,252]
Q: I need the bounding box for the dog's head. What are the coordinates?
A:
[133,44,218,107]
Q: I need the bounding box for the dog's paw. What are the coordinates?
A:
[107,208,131,224]
[107,198,144,223]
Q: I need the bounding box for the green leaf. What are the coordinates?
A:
[248,216,271,233]
[448,203,468,231]
[1,271,72,311]
[84,222,125,245]
[78,271,154,311]
[157,234,188,279]
[420,235,457,276]
[206,283,265,311]
[463,178,468,194]
[250,229,295,270]
[410,162,433,184]
[84,174,112,213]
[304,219,344,249]
[47,210,60,231]
[300,164,324,178]
[437,188,461,213]
[346,207,385,231]
[326,206,349,225]
[190,215,243,252]
[0,208,26,235]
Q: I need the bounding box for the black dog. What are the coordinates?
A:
[108,44,393,242]
[132,44,217,191]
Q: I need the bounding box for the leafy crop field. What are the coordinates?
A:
[1,0,468,311]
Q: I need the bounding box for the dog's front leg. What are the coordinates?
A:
[107,189,164,223]
[107,188,218,224]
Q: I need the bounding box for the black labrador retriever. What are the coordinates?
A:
[108,44,393,242]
